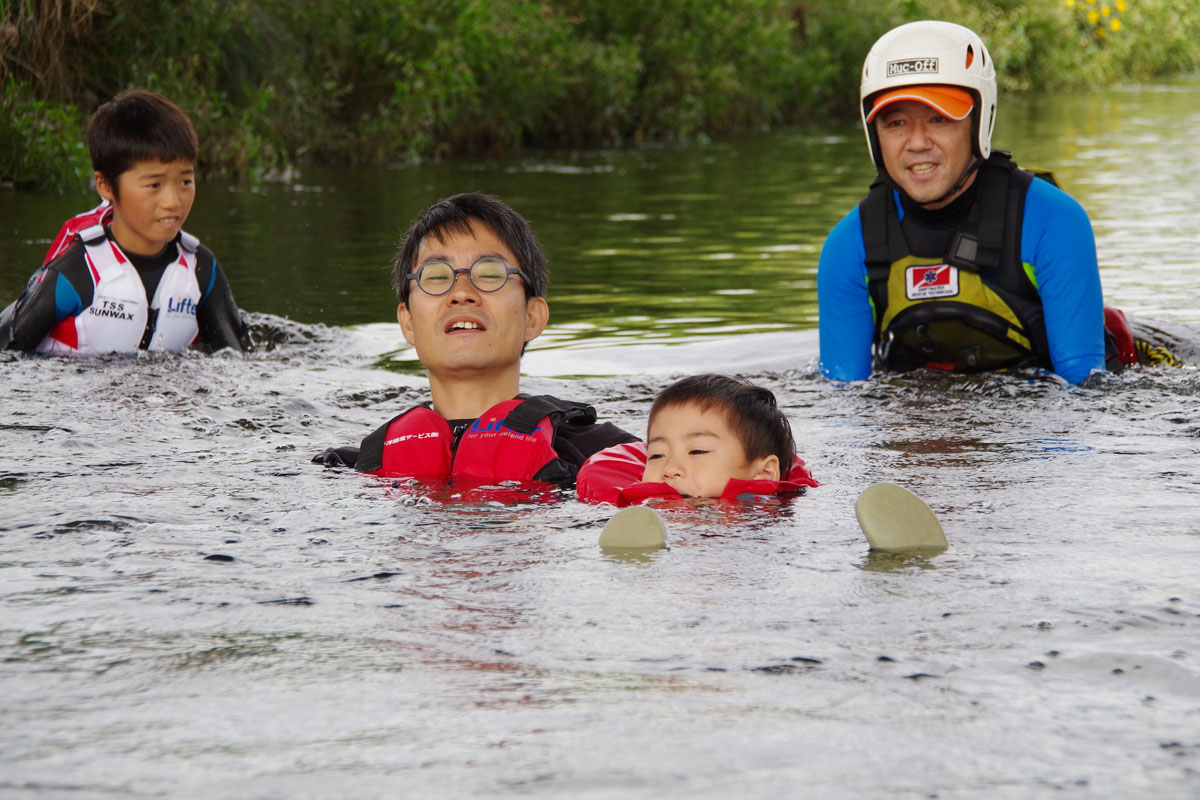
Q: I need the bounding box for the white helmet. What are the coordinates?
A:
[860,21,997,168]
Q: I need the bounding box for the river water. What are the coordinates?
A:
[2,77,1199,799]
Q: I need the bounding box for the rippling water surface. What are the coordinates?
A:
[2,78,1199,799]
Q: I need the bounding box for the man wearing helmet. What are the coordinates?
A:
[817,20,1117,384]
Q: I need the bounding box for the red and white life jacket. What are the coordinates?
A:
[355,396,596,485]
[576,441,819,506]
[43,200,112,266]
[36,223,202,356]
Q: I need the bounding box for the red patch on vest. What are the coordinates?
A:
[47,316,79,350]
[83,251,101,285]
[1104,306,1137,366]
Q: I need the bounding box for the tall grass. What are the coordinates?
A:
[2,0,1197,191]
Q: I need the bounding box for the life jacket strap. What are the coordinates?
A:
[507,394,596,433]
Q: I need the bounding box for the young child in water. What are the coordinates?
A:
[577,373,817,505]
[642,373,792,496]
[0,89,249,355]
[587,375,944,554]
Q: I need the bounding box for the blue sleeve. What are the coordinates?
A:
[817,207,874,381]
[1021,179,1106,384]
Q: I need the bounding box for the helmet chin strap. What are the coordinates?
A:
[918,157,982,208]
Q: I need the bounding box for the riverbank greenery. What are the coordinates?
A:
[2,0,1198,190]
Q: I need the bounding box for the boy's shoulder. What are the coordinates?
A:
[43,201,112,266]
[187,235,218,271]
[40,236,91,282]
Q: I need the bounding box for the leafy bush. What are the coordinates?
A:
[0,80,89,190]
[1,0,1197,190]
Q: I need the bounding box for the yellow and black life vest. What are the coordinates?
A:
[859,151,1054,373]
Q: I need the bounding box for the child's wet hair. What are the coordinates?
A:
[392,192,549,303]
[648,373,796,471]
[87,90,198,196]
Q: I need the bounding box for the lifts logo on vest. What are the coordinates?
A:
[906,264,959,300]
[470,417,542,439]
[167,297,198,316]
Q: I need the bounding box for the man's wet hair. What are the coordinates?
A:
[648,373,796,471]
[392,192,550,303]
[87,90,198,197]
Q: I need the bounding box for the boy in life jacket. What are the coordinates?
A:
[816,21,1164,384]
[313,192,637,488]
[0,90,250,355]
[583,375,949,554]
[577,374,818,506]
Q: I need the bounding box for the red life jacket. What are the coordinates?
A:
[355,395,596,485]
[576,441,819,506]
[44,201,112,266]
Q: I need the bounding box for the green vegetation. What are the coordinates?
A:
[0,78,89,191]
[2,0,1197,190]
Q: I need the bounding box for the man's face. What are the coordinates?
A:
[97,158,196,256]
[641,402,778,498]
[398,220,548,379]
[875,100,976,209]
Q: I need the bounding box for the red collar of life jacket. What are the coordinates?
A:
[44,201,112,266]
[576,441,818,507]
[370,398,557,481]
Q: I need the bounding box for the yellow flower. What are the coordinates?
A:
[1086,0,1095,5]
[1064,0,1076,6]
[1101,5,1111,16]
[1096,26,1107,39]
[1111,18,1122,31]
[1087,9,1099,23]
[1116,0,1126,11]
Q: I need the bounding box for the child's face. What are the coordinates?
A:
[96,158,196,256]
[642,402,779,498]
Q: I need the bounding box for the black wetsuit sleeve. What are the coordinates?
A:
[195,252,251,353]
[1,246,95,351]
[311,413,398,470]
[312,445,361,468]
[551,420,640,470]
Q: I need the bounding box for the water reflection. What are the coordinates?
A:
[5,78,1198,340]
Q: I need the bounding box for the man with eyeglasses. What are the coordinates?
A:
[314,192,637,488]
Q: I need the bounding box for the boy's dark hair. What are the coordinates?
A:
[87,90,198,197]
[392,192,549,303]
[649,374,796,472]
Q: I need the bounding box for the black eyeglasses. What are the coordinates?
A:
[405,256,528,297]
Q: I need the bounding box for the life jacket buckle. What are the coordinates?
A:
[877,328,895,362]
[947,231,1002,272]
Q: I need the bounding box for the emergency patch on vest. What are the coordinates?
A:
[906,264,959,300]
